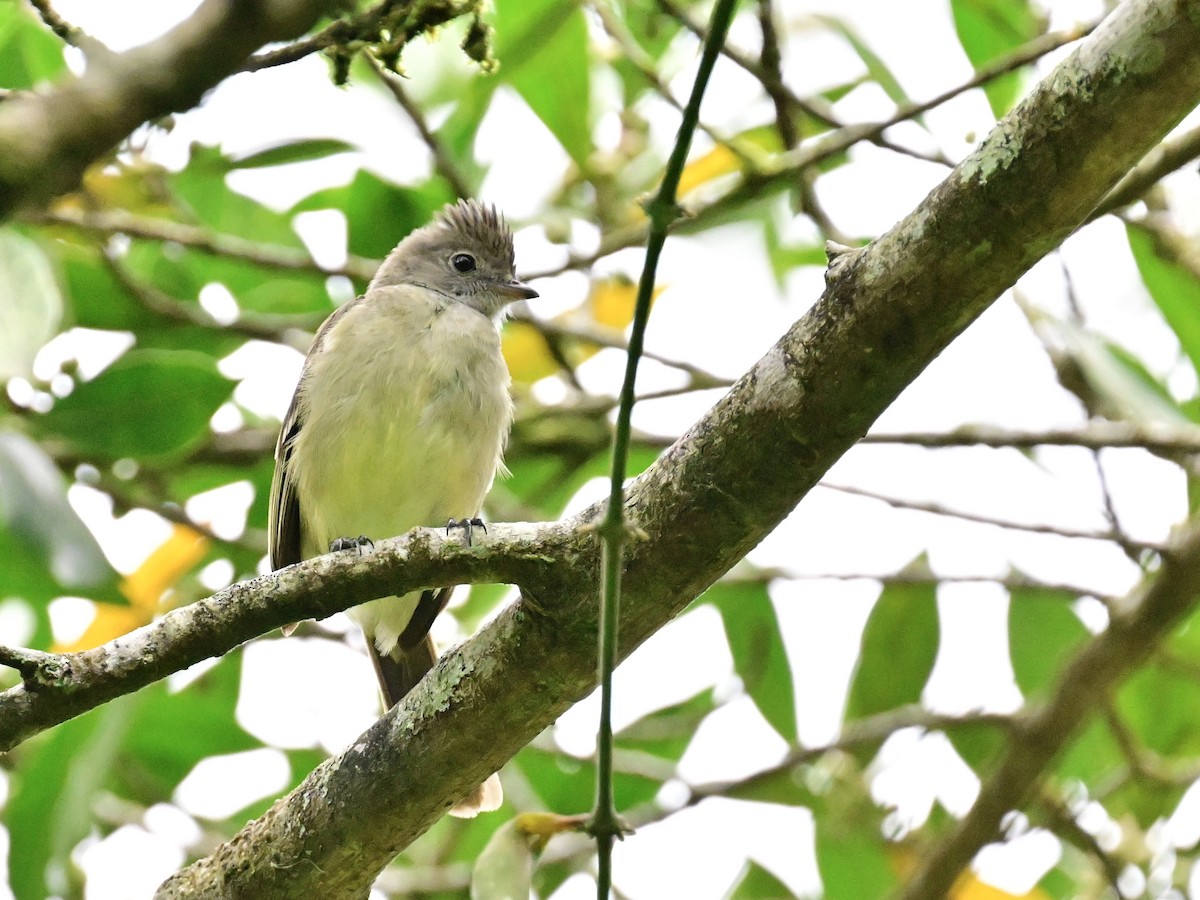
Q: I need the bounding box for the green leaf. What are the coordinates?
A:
[171,144,306,246]
[950,0,1042,117]
[844,563,939,720]
[616,687,715,762]
[470,819,534,900]
[230,138,355,170]
[513,745,659,814]
[816,16,910,107]
[725,859,793,899]
[1008,584,1088,699]
[37,348,235,460]
[0,4,66,89]
[0,229,62,379]
[293,170,452,263]
[1126,223,1200,381]
[1117,664,1200,757]
[1052,318,1191,426]
[942,717,1005,773]
[492,0,592,165]
[815,820,897,899]
[724,763,818,807]
[1054,715,1122,785]
[6,695,139,899]
[114,653,258,803]
[0,430,117,593]
[707,581,798,743]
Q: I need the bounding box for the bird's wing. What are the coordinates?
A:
[268,298,362,571]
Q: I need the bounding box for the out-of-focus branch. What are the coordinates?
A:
[0,0,339,216]
[862,421,1200,454]
[900,509,1200,899]
[821,482,1166,553]
[26,207,379,280]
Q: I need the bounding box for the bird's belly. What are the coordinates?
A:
[297,389,505,555]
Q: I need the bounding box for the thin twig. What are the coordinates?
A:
[26,0,112,58]
[862,421,1200,454]
[367,55,473,200]
[821,482,1167,553]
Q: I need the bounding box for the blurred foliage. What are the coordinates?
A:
[1,0,1199,898]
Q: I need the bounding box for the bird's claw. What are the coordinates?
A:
[446,517,487,547]
[330,535,374,554]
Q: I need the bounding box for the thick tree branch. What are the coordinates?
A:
[0,0,335,215]
[141,1,1200,895]
[0,0,483,217]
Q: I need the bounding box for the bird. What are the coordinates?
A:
[268,199,537,817]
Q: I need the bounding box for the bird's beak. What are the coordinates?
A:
[496,279,539,300]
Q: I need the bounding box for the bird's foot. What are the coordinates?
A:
[446,517,487,547]
[330,535,375,554]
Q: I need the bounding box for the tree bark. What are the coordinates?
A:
[146,0,1200,895]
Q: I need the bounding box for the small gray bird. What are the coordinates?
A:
[268,200,537,817]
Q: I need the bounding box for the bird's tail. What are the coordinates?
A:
[367,634,504,818]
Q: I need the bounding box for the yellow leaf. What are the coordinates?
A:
[587,276,664,330]
[953,872,1051,900]
[502,321,561,384]
[676,144,739,196]
[120,524,209,611]
[53,602,145,653]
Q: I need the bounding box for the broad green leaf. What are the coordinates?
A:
[616,687,715,762]
[0,3,66,89]
[942,717,1005,773]
[1053,318,1190,426]
[611,2,683,103]
[951,0,1042,117]
[492,0,592,165]
[708,581,798,743]
[118,653,258,803]
[1126,223,1200,381]
[844,564,939,721]
[1117,664,1200,758]
[0,229,62,379]
[293,170,452,263]
[1008,585,1088,699]
[816,16,910,107]
[726,859,793,899]
[815,821,897,899]
[513,745,659,814]
[0,430,116,593]
[454,582,512,633]
[171,144,306,246]
[38,348,235,460]
[471,819,534,900]
[230,138,355,170]
[724,763,819,807]
[1054,716,1122,785]
[6,695,139,899]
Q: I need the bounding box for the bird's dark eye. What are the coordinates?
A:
[451,253,477,273]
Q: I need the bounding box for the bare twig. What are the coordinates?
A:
[820,482,1167,553]
[864,422,1200,454]
[367,55,473,200]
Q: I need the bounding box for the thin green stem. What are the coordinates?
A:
[589,0,741,896]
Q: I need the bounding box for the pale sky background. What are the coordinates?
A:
[6,0,1200,897]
